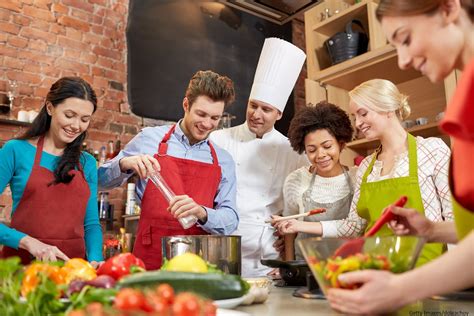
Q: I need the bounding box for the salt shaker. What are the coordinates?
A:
[148,171,198,229]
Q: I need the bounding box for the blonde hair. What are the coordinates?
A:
[349,79,411,120]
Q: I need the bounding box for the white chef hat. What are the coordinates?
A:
[249,37,306,113]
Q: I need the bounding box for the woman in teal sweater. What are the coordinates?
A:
[0,77,103,266]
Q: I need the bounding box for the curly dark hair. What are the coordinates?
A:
[288,101,354,154]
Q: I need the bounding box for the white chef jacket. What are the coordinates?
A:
[210,122,309,277]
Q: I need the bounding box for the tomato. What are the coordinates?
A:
[147,293,171,315]
[172,293,201,316]
[156,284,175,305]
[203,300,217,316]
[114,288,149,311]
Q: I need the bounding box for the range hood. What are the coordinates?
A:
[218,0,322,24]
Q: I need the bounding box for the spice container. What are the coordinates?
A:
[148,171,198,229]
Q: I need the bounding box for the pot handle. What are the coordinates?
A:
[167,236,193,245]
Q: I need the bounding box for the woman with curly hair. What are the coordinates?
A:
[272,101,354,260]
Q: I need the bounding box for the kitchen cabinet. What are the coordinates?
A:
[304,0,456,164]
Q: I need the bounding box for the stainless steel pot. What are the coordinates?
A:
[162,235,241,275]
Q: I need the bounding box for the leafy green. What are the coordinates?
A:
[0,257,26,316]
[24,275,66,316]
[66,286,117,313]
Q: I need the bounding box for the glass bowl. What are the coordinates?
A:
[298,236,425,295]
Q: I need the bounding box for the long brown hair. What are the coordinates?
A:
[19,77,97,184]
[376,0,474,21]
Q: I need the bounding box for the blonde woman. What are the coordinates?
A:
[275,79,452,266]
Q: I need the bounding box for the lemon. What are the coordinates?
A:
[165,253,208,273]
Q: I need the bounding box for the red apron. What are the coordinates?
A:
[1,136,90,264]
[133,124,221,270]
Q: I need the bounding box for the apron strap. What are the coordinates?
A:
[361,133,417,183]
[207,141,219,166]
[342,167,354,193]
[34,136,45,166]
[361,148,379,184]
[407,133,418,178]
[158,124,176,156]
[157,123,219,165]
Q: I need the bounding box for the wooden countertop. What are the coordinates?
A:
[236,284,474,315]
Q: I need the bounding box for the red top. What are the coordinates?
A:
[439,58,474,212]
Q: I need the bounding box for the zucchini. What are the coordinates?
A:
[117,271,249,300]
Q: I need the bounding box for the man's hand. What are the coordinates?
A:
[168,195,207,222]
[19,236,70,262]
[119,155,160,179]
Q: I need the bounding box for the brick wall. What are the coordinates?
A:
[0,2,308,231]
[0,0,138,231]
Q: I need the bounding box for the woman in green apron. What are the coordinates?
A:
[275,79,453,265]
[349,79,453,266]
[272,102,354,260]
[327,0,474,314]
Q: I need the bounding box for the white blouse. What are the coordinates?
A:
[321,136,453,237]
[283,166,353,216]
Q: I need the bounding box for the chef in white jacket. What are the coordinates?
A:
[210,38,308,277]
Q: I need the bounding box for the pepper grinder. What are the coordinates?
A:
[148,171,198,229]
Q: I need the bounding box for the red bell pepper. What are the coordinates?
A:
[97,253,145,280]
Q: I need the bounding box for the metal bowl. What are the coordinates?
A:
[162,235,241,275]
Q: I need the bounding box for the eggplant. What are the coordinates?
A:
[68,280,87,295]
[86,275,116,289]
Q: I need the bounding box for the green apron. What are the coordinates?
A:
[357,134,444,266]
[449,160,474,240]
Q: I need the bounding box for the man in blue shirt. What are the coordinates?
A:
[98,70,238,269]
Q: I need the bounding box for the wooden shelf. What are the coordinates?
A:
[123,214,140,221]
[312,1,368,36]
[312,45,421,90]
[0,117,31,127]
[347,122,442,153]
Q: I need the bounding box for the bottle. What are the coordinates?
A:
[98,192,110,219]
[119,227,128,253]
[99,146,107,166]
[125,183,136,215]
[106,140,115,160]
[93,150,100,162]
[114,139,121,157]
[148,171,198,229]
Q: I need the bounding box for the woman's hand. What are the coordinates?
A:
[272,217,301,235]
[19,236,70,262]
[388,206,435,241]
[168,195,207,222]
[119,155,161,179]
[327,270,406,314]
[90,261,105,269]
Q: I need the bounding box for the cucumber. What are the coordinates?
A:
[117,271,250,300]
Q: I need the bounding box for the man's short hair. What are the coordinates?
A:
[185,70,235,107]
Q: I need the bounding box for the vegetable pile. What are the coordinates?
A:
[310,253,393,289]
[0,252,249,315]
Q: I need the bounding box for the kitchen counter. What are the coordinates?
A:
[236,285,474,315]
